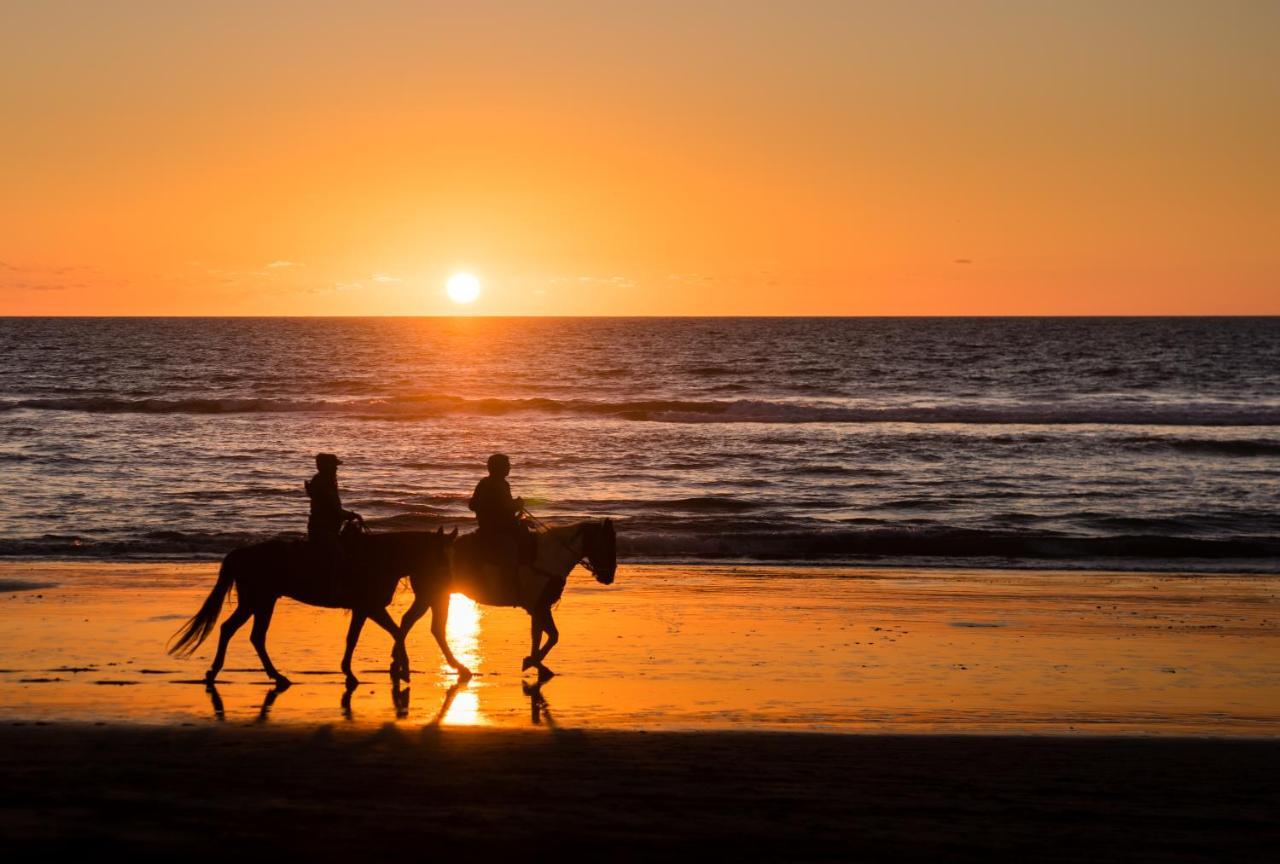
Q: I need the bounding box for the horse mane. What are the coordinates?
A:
[541,519,597,537]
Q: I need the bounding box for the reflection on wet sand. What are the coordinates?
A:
[392,680,410,720]
[207,682,224,721]
[207,681,293,723]
[204,675,536,729]
[524,681,555,727]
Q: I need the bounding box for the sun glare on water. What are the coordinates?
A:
[446,272,481,304]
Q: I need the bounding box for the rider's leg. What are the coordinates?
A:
[330,540,346,605]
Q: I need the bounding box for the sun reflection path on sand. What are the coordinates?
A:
[438,593,484,726]
[443,593,482,670]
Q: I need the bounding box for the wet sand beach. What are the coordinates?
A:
[1,562,1277,858]
[1,563,1276,732]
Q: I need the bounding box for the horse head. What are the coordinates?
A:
[584,518,617,585]
[429,526,458,574]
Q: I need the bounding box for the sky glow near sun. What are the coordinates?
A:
[0,3,1277,315]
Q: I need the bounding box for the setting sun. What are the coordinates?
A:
[446,273,481,305]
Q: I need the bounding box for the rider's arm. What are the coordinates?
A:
[319,478,349,517]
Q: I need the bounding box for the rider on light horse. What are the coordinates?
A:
[469,452,535,576]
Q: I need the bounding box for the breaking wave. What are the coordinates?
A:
[1118,436,1280,457]
[5,395,1280,426]
[3,524,1276,570]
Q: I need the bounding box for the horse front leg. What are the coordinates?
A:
[523,613,541,671]
[396,593,432,680]
[524,606,558,682]
[429,594,471,681]
[341,612,366,687]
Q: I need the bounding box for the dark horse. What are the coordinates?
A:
[399,519,616,682]
[168,529,453,687]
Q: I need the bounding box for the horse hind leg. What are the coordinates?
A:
[206,604,252,684]
[342,613,366,688]
[399,594,431,634]
[248,598,289,687]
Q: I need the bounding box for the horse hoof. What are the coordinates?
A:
[273,676,292,690]
[344,674,359,689]
[457,667,473,682]
[537,666,555,683]
[521,656,536,671]
[204,670,217,685]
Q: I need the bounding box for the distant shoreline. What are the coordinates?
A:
[3,313,1280,319]
[2,557,1278,576]
[0,558,1274,578]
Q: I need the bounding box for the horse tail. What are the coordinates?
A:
[167,548,239,657]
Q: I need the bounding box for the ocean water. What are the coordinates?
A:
[1,317,1278,571]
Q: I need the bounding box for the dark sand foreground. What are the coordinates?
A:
[2,724,1276,861]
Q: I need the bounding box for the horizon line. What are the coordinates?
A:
[3,313,1280,320]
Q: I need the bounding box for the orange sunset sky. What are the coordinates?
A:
[2,1,1277,316]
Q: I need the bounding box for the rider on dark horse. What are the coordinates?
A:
[305,452,363,600]
[469,453,534,574]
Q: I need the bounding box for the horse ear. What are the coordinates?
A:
[436,526,443,535]
[449,527,458,539]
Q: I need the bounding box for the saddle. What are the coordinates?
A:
[298,527,364,606]
[457,528,547,611]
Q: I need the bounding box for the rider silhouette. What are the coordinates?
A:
[306,453,361,541]
[469,453,530,571]
[304,452,362,601]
